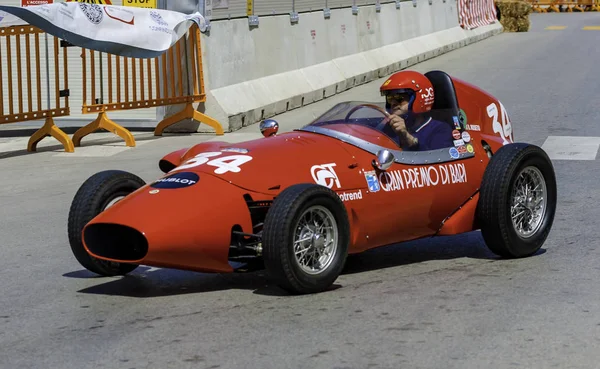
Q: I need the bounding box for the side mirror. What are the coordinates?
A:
[259,119,279,137]
[372,149,394,171]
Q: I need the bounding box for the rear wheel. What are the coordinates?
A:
[68,170,146,276]
[476,143,557,258]
[262,183,350,294]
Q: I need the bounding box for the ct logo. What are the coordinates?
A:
[311,163,341,189]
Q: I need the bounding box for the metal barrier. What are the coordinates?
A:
[72,23,223,148]
[0,25,74,152]
[530,0,600,11]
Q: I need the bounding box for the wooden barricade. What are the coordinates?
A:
[73,23,224,147]
[0,25,74,152]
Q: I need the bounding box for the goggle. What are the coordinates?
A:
[385,93,411,104]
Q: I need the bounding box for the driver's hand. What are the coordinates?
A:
[386,114,408,135]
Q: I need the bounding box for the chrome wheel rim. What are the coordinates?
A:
[104,196,125,210]
[511,166,547,239]
[293,205,338,275]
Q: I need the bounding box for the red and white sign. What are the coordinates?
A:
[21,0,53,6]
[458,0,497,30]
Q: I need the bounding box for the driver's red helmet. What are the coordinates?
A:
[380,70,435,114]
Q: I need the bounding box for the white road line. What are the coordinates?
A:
[541,136,600,160]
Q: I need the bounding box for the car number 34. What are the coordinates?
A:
[170,151,253,174]
[487,101,513,145]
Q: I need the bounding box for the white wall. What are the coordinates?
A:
[197,0,502,132]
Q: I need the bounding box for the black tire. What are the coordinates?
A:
[262,183,350,294]
[68,170,146,276]
[476,143,557,258]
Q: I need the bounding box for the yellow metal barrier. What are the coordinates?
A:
[73,23,223,147]
[531,0,600,11]
[0,25,73,152]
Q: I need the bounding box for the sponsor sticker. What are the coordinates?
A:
[452,130,461,140]
[311,163,341,189]
[452,115,461,130]
[457,145,467,154]
[421,87,434,106]
[151,172,199,189]
[364,170,380,192]
[461,131,471,143]
[466,143,474,153]
[453,139,465,147]
[449,147,459,159]
[378,162,468,192]
[338,190,363,202]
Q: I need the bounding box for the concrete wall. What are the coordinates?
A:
[181,0,503,132]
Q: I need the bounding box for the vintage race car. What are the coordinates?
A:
[67,70,557,294]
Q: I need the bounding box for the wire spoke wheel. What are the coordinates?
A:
[293,205,338,275]
[262,183,350,294]
[510,166,547,239]
[477,143,557,258]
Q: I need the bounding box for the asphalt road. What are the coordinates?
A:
[2,13,600,369]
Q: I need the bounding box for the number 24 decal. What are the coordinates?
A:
[170,151,253,174]
[486,101,513,145]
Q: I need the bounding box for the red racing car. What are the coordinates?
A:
[68,70,557,294]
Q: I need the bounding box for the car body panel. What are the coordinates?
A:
[83,173,258,273]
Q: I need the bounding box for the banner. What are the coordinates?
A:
[458,0,497,30]
[0,2,208,58]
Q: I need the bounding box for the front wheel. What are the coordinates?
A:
[262,183,350,294]
[476,143,557,258]
[67,170,146,276]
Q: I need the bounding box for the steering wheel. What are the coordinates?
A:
[343,103,393,133]
[344,103,390,122]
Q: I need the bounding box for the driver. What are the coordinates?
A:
[380,70,454,151]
